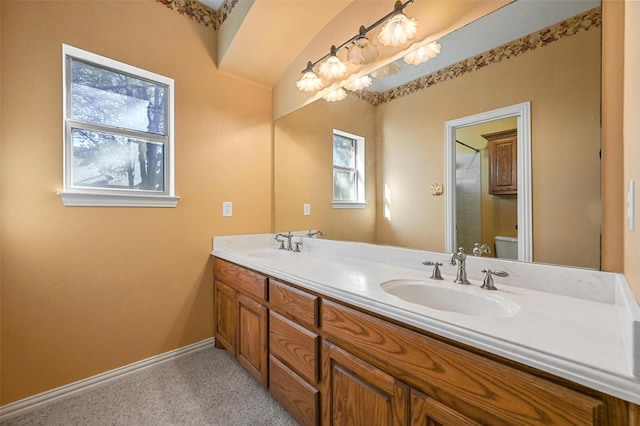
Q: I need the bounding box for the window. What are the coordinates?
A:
[58,45,178,207]
[333,129,365,208]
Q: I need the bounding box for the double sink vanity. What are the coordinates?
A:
[212,233,640,425]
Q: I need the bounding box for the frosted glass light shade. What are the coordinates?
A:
[404,41,441,65]
[296,70,324,92]
[377,13,417,47]
[370,61,402,78]
[323,88,347,102]
[318,55,348,80]
[344,75,372,91]
[347,38,379,65]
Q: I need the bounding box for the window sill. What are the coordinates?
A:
[332,201,367,209]
[58,192,180,207]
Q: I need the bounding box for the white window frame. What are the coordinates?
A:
[332,129,366,209]
[58,44,179,207]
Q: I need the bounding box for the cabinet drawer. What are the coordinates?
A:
[270,311,320,384]
[321,300,602,426]
[214,258,267,301]
[269,279,319,328]
[270,355,319,426]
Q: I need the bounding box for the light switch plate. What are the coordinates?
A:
[304,203,311,216]
[222,201,232,217]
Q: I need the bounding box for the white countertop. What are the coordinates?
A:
[212,233,640,405]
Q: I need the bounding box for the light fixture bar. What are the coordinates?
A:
[300,0,415,74]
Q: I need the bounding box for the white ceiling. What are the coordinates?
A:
[201,0,599,90]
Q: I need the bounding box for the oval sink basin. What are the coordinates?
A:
[380,279,520,318]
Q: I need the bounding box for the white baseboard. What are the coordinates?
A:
[0,337,215,422]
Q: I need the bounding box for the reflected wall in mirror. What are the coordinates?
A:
[275,3,602,269]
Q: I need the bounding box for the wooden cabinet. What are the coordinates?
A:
[270,354,320,426]
[268,279,321,426]
[236,293,268,386]
[321,340,409,426]
[213,258,639,426]
[321,299,604,426]
[213,258,268,387]
[484,129,517,195]
[410,389,482,426]
[214,280,236,353]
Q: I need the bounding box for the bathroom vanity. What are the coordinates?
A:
[212,234,640,426]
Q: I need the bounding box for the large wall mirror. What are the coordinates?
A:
[275,0,602,269]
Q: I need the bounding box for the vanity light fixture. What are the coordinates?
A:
[323,88,348,102]
[344,75,373,91]
[403,40,441,65]
[370,61,402,78]
[346,26,380,65]
[318,46,348,80]
[296,0,417,96]
[296,61,324,92]
[378,1,418,47]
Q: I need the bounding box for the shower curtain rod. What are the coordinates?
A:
[456,140,479,152]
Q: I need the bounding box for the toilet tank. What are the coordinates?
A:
[495,236,518,260]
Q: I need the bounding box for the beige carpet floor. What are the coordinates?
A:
[1,347,299,426]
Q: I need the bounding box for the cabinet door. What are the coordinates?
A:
[486,130,517,195]
[321,341,409,426]
[411,389,482,426]
[214,280,236,354]
[237,293,269,387]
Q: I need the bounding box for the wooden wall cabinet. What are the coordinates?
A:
[484,129,517,195]
[213,258,268,387]
[213,258,639,426]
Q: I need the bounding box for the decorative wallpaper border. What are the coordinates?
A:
[154,0,239,30]
[355,6,602,106]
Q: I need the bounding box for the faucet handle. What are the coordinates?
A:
[473,243,492,257]
[422,261,443,280]
[480,269,508,290]
[294,241,303,253]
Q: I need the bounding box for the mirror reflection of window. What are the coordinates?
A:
[333,130,365,206]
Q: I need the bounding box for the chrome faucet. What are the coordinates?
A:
[449,247,471,284]
[275,232,293,250]
[473,243,491,257]
[307,229,324,238]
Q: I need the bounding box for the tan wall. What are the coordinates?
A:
[601,0,625,272]
[0,1,272,404]
[624,0,640,302]
[375,28,602,268]
[274,96,377,242]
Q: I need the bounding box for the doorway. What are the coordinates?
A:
[445,102,532,262]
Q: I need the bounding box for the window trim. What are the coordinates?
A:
[58,44,178,207]
[332,129,366,209]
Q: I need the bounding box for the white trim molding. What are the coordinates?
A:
[58,191,180,207]
[445,101,532,262]
[0,338,215,422]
